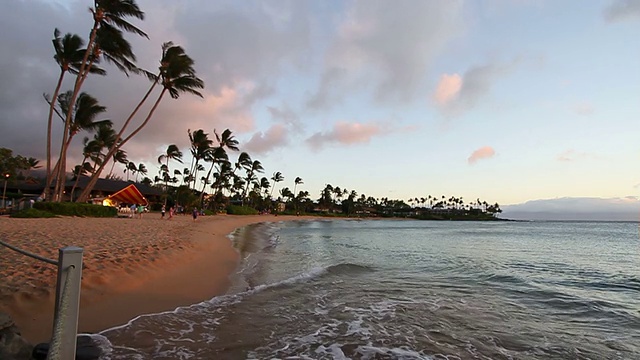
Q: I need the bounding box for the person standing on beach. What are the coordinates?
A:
[161,204,166,219]
[137,204,144,219]
[192,207,198,221]
[130,204,136,218]
[169,206,174,220]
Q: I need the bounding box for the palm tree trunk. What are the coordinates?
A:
[108,160,117,178]
[44,71,65,200]
[75,78,160,202]
[76,85,165,203]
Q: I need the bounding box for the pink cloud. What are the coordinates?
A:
[433,73,462,105]
[468,146,496,164]
[306,121,383,150]
[243,124,289,154]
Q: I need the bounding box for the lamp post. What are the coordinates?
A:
[2,173,9,209]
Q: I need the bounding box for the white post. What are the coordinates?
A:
[49,246,83,360]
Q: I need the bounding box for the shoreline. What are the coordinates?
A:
[0,214,318,343]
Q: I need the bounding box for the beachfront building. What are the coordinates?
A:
[67,177,163,204]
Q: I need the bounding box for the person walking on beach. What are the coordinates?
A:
[130,204,136,218]
[192,207,198,221]
[161,204,166,219]
[137,204,144,219]
[168,206,174,220]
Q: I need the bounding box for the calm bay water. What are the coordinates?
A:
[95,220,640,359]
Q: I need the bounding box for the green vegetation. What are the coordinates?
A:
[11,208,57,218]
[34,202,117,217]
[226,205,259,215]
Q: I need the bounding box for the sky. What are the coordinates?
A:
[1,0,639,211]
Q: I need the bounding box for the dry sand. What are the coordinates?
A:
[0,213,311,343]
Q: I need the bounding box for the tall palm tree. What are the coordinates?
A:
[57,0,147,202]
[269,171,284,201]
[158,144,183,192]
[77,42,203,202]
[242,159,264,204]
[45,29,106,201]
[200,128,239,206]
[188,129,213,190]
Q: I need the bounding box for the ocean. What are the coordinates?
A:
[93,219,640,359]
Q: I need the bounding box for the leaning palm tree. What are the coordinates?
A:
[76,42,204,202]
[56,0,148,202]
[45,29,106,201]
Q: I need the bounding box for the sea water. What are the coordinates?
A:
[93,219,640,359]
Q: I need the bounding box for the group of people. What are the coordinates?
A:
[159,204,203,221]
[127,203,146,219]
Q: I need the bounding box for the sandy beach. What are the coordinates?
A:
[0,213,310,343]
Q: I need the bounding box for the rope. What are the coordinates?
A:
[0,239,58,266]
[46,264,75,360]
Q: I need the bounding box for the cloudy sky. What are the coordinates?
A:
[1,0,639,208]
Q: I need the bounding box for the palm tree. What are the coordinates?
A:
[57,0,147,202]
[108,149,128,177]
[199,129,239,206]
[124,161,136,181]
[135,163,147,182]
[45,29,106,201]
[158,144,183,192]
[77,42,204,202]
[188,129,213,189]
[241,159,264,204]
[47,91,110,200]
[293,177,303,196]
[269,171,284,201]
[52,91,112,200]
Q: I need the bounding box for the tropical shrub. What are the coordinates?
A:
[10,208,57,218]
[34,202,117,217]
[226,205,258,215]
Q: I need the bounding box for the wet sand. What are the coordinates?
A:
[0,213,313,343]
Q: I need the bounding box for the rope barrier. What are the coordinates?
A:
[0,239,58,266]
[46,264,75,360]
